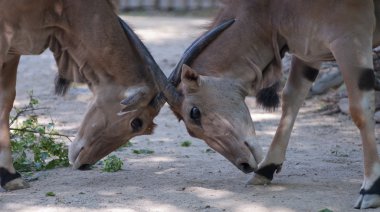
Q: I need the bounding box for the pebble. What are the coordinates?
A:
[375,111,380,123]
[338,98,349,114]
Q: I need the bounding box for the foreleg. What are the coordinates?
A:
[249,56,320,184]
[0,55,29,190]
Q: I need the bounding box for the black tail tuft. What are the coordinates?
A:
[256,82,280,111]
[55,75,71,96]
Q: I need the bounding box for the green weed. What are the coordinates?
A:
[180,141,192,147]
[102,155,123,172]
[10,92,70,172]
[132,149,154,154]
[46,191,56,197]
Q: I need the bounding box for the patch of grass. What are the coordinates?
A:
[116,141,132,152]
[180,140,192,147]
[132,149,154,155]
[46,191,56,197]
[122,141,133,148]
[10,92,70,172]
[102,155,123,172]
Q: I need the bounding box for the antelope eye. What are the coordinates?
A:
[190,107,201,120]
[131,118,143,132]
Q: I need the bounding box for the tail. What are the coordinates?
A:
[256,82,280,111]
[55,75,71,96]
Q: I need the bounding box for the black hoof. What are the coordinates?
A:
[354,177,380,209]
[0,168,29,190]
[255,163,282,181]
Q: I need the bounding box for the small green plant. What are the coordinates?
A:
[117,141,133,152]
[46,191,56,197]
[122,141,133,148]
[180,140,192,147]
[132,149,154,154]
[10,92,70,172]
[102,155,123,172]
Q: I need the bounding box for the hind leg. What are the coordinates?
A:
[330,36,380,208]
[0,55,29,190]
[249,56,320,184]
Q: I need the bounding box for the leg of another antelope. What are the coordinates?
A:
[249,56,319,185]
[329,40,380,209]
[0,55,29,190]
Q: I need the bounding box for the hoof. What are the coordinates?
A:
[3,178,30,191]
[354,177,380,209]
[355,194,380,209]
[0,168,30,191]
[247,163,282,185]
[257,163,282,180]
[247,173,272,185]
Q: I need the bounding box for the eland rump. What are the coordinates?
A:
[156,0,380,209]
[0,0,179,190]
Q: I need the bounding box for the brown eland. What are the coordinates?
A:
[150,0,380,209]
[0,0,182,191]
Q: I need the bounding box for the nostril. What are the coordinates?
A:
[238,163,255,174]
[78,164,92,170]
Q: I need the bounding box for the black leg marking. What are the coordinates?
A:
[302,66,319,82]
[255,163,282,181]
[359,177,380,195]
[358,69,375,91]
[0,168,21,187]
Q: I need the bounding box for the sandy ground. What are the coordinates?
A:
[1,14,380,212]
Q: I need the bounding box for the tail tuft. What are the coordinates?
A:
[256,82,280,111]
[55,75,71,96]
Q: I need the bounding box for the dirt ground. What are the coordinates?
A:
[1,14,380,212]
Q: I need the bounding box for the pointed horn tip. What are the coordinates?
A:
[225,19,236,25]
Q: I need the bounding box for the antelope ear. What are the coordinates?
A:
[181,64,200,91]
[118,86,151,115]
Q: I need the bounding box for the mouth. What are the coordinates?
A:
[69,144,84,169]
[69,140,94,170]
[245,141,264,165]
[206,137,263,174]
[70,147,95,170]
[78,164,92,170]
[235,141,264,174]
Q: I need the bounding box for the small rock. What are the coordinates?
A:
[375,111,380,123]
[310,67,343,95]
[376,91,380,110]
[338,98,350,114]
